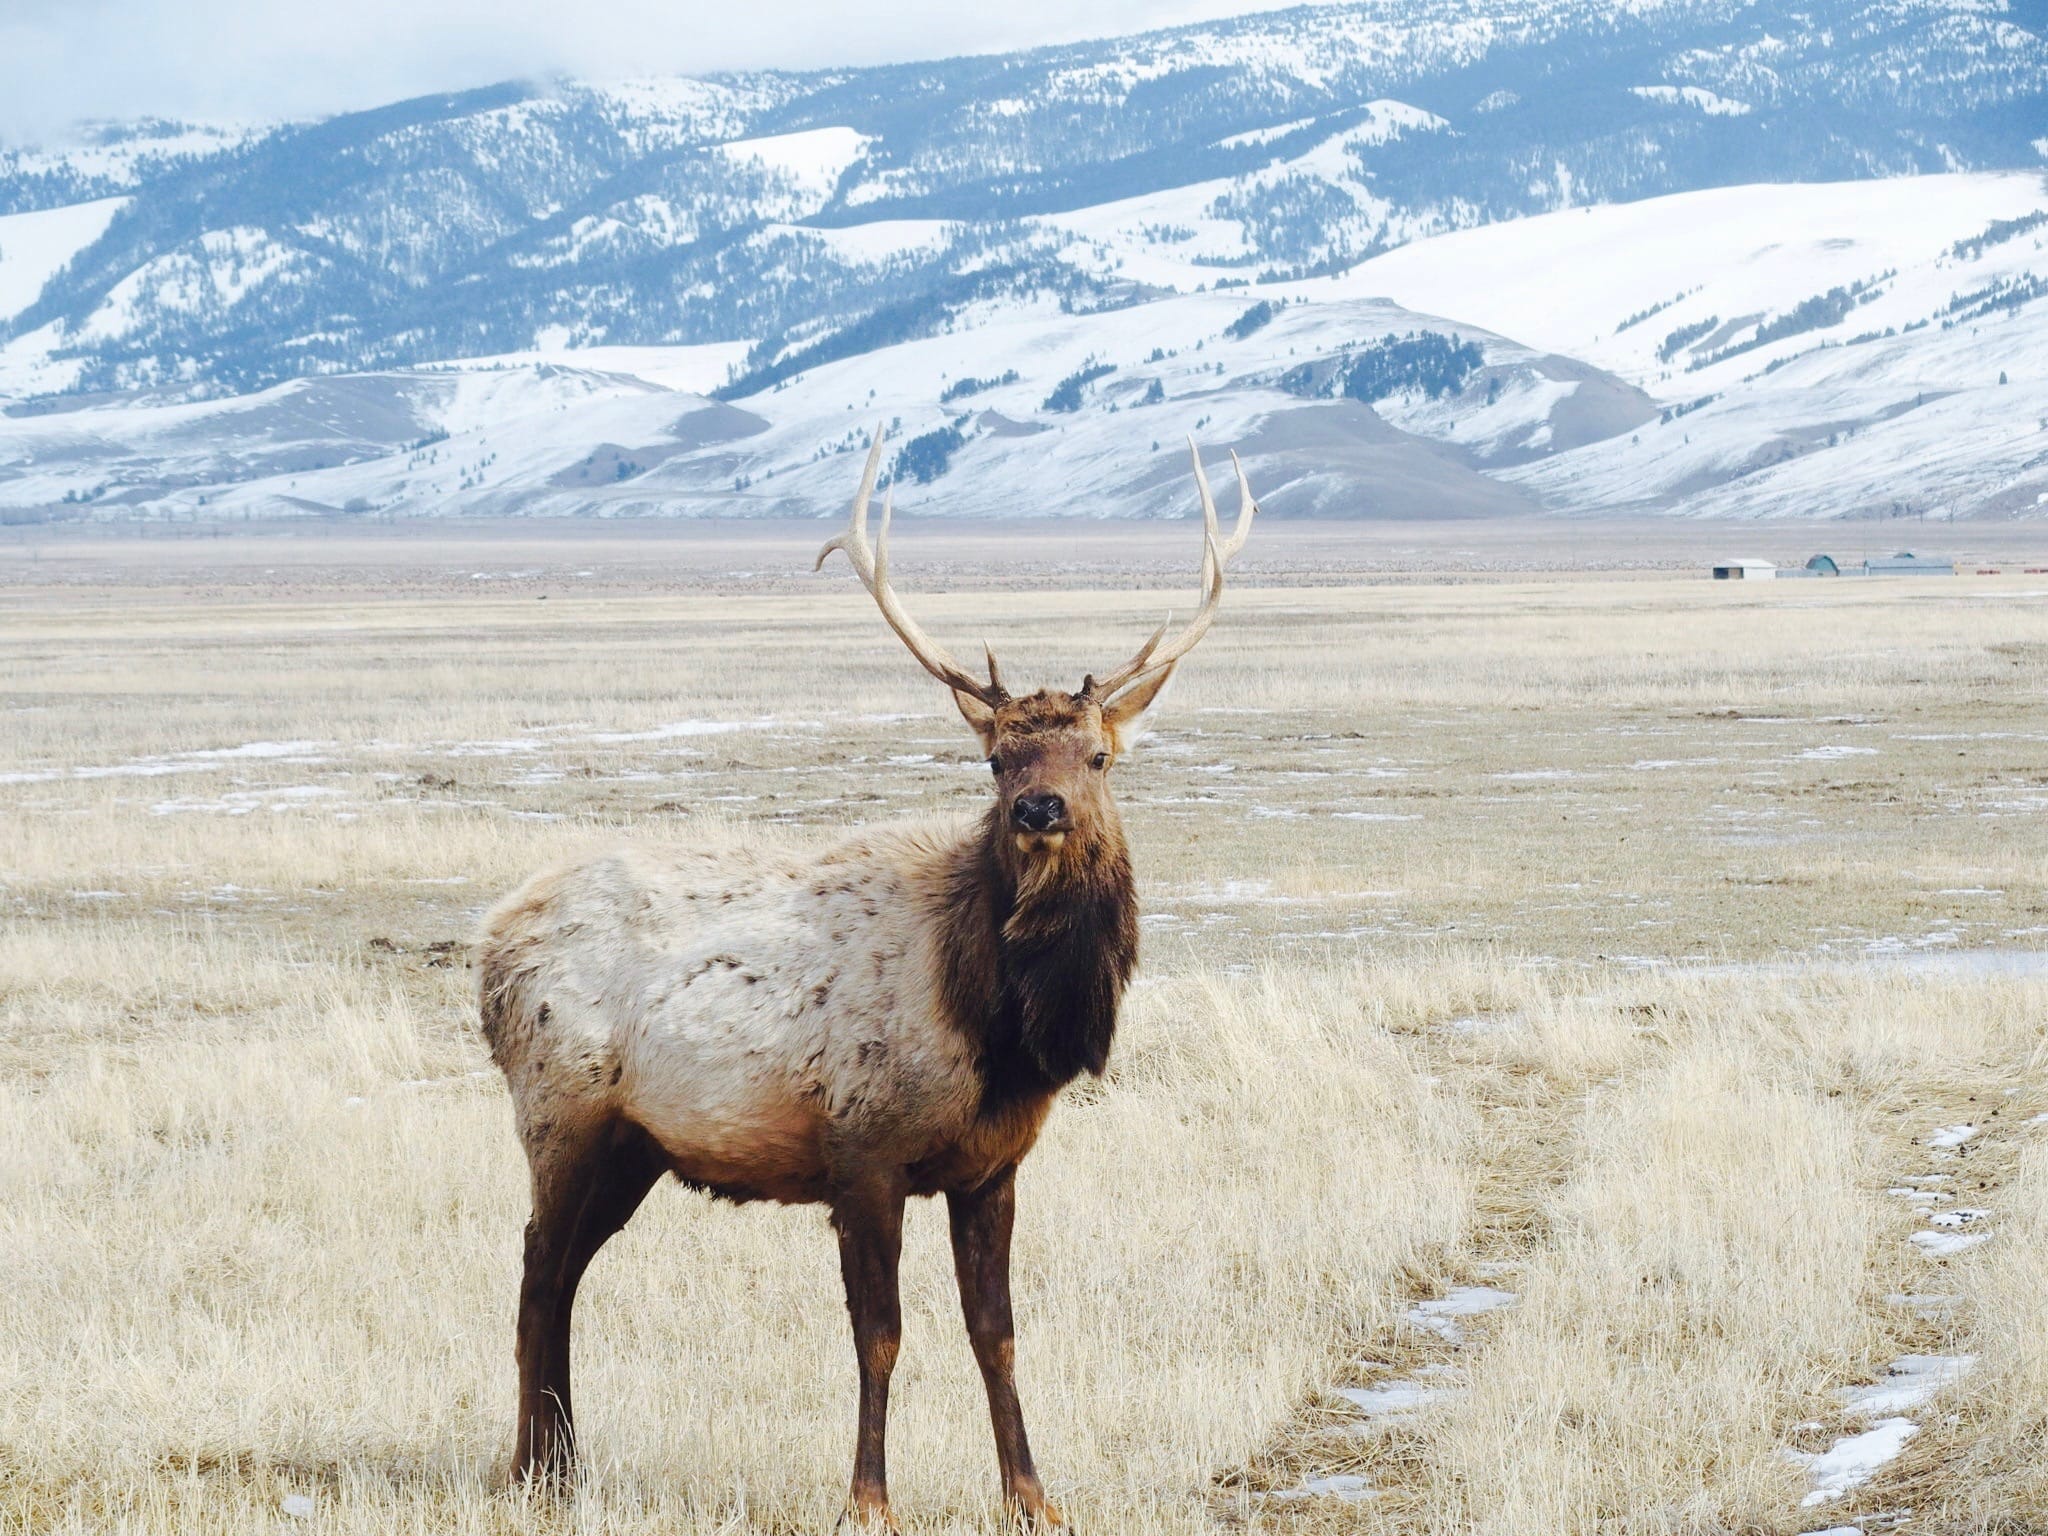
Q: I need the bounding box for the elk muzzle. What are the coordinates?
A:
[1011,794,1067,834]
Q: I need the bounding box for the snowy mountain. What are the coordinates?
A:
[7,169,2044,523]
[0,0,2045,520]
[4,0,2046,401]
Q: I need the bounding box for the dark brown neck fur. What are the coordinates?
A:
[931,807,1139,1107]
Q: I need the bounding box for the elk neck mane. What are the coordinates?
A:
[926,804,1139,1107]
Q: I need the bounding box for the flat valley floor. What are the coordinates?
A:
[6,517,2048,1534]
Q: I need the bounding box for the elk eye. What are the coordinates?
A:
[1091,752,1110,770]
[988,755,1002,775]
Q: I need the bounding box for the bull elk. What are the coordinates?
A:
[477,428,1257,1529]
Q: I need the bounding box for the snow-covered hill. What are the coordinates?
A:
[6,169,2042,523]
[1341,171,2048,518]
[0,283,1628,520]
[0,0,2043,403]
[1,0,2045,521]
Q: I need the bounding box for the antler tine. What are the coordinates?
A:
[817,424,1007,705]
[1086,439,1254,702]
[1083,614,1170,700]
[1224,449,1259,558]
[1190,436,1221,587]
[812,425,886,579]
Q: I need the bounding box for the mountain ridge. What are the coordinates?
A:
[3,0,2045,401]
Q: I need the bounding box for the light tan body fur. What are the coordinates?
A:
[479,821,1048,1209]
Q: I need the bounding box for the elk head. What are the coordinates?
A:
[817,426,1257,865]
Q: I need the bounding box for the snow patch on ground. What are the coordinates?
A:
[1335,1364,1463,1418]
[1266,1472,1376,1501]
[1838,1354,1975,1416]
[1788,1418,1920,1506]
[1402,1286,1518,1343]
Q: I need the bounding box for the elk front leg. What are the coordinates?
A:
[949,1167,1062,1528]
[833,1172,908,1531]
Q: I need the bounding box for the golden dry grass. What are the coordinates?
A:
[5,541,2048,1533]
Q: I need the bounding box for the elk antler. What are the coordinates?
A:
[1084,437,1259,702]
[815,426,1009,706]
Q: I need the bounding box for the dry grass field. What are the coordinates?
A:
[4,522,2048,1534]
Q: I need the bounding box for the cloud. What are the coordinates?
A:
[0,0,1337,143]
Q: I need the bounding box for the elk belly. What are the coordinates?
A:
[616,965,835,1204]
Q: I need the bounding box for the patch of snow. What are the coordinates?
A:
[764,219,954,265]
[1788,1417,1918,1506]
[1441,1011,1524,1036]
[717,126,872,212]
[441,339,752,394]
[1335,1370,1458,1417]
[1797,745,1880,761]
[150,785,350,816]
[189,738,331,760]
[1216,116,1317,149]
[1928,1207,1992,1229]
[1630,84,1753,116]
[1402,1286,1518,1343]
[1838,1354,1975,1417]
[0,197,128,323]
[1912,1229,1991,1258]
[586,717,796,743]
[1928,1124,1978,1149]
[1267,1473,1376,1501]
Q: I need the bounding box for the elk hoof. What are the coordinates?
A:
[1004,1491,1067,1529]
[836,1495,901,1534]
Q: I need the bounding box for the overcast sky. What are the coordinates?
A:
[0,0,1338,143]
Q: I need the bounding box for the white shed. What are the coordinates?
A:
[1711,560,1778,580]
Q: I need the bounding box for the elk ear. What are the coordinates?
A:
[953,688,998,752]
[1101,664,1176,744]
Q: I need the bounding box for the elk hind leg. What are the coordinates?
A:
[513,1116,667,1488]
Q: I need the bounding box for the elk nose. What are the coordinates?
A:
[1012,793,1066,832]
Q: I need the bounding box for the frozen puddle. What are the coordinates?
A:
[1402,1285,1518,1344]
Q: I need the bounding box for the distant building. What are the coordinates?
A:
[1775,554,1840,579]
[1711,559,1777,579]
[1863,551,1954,576]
